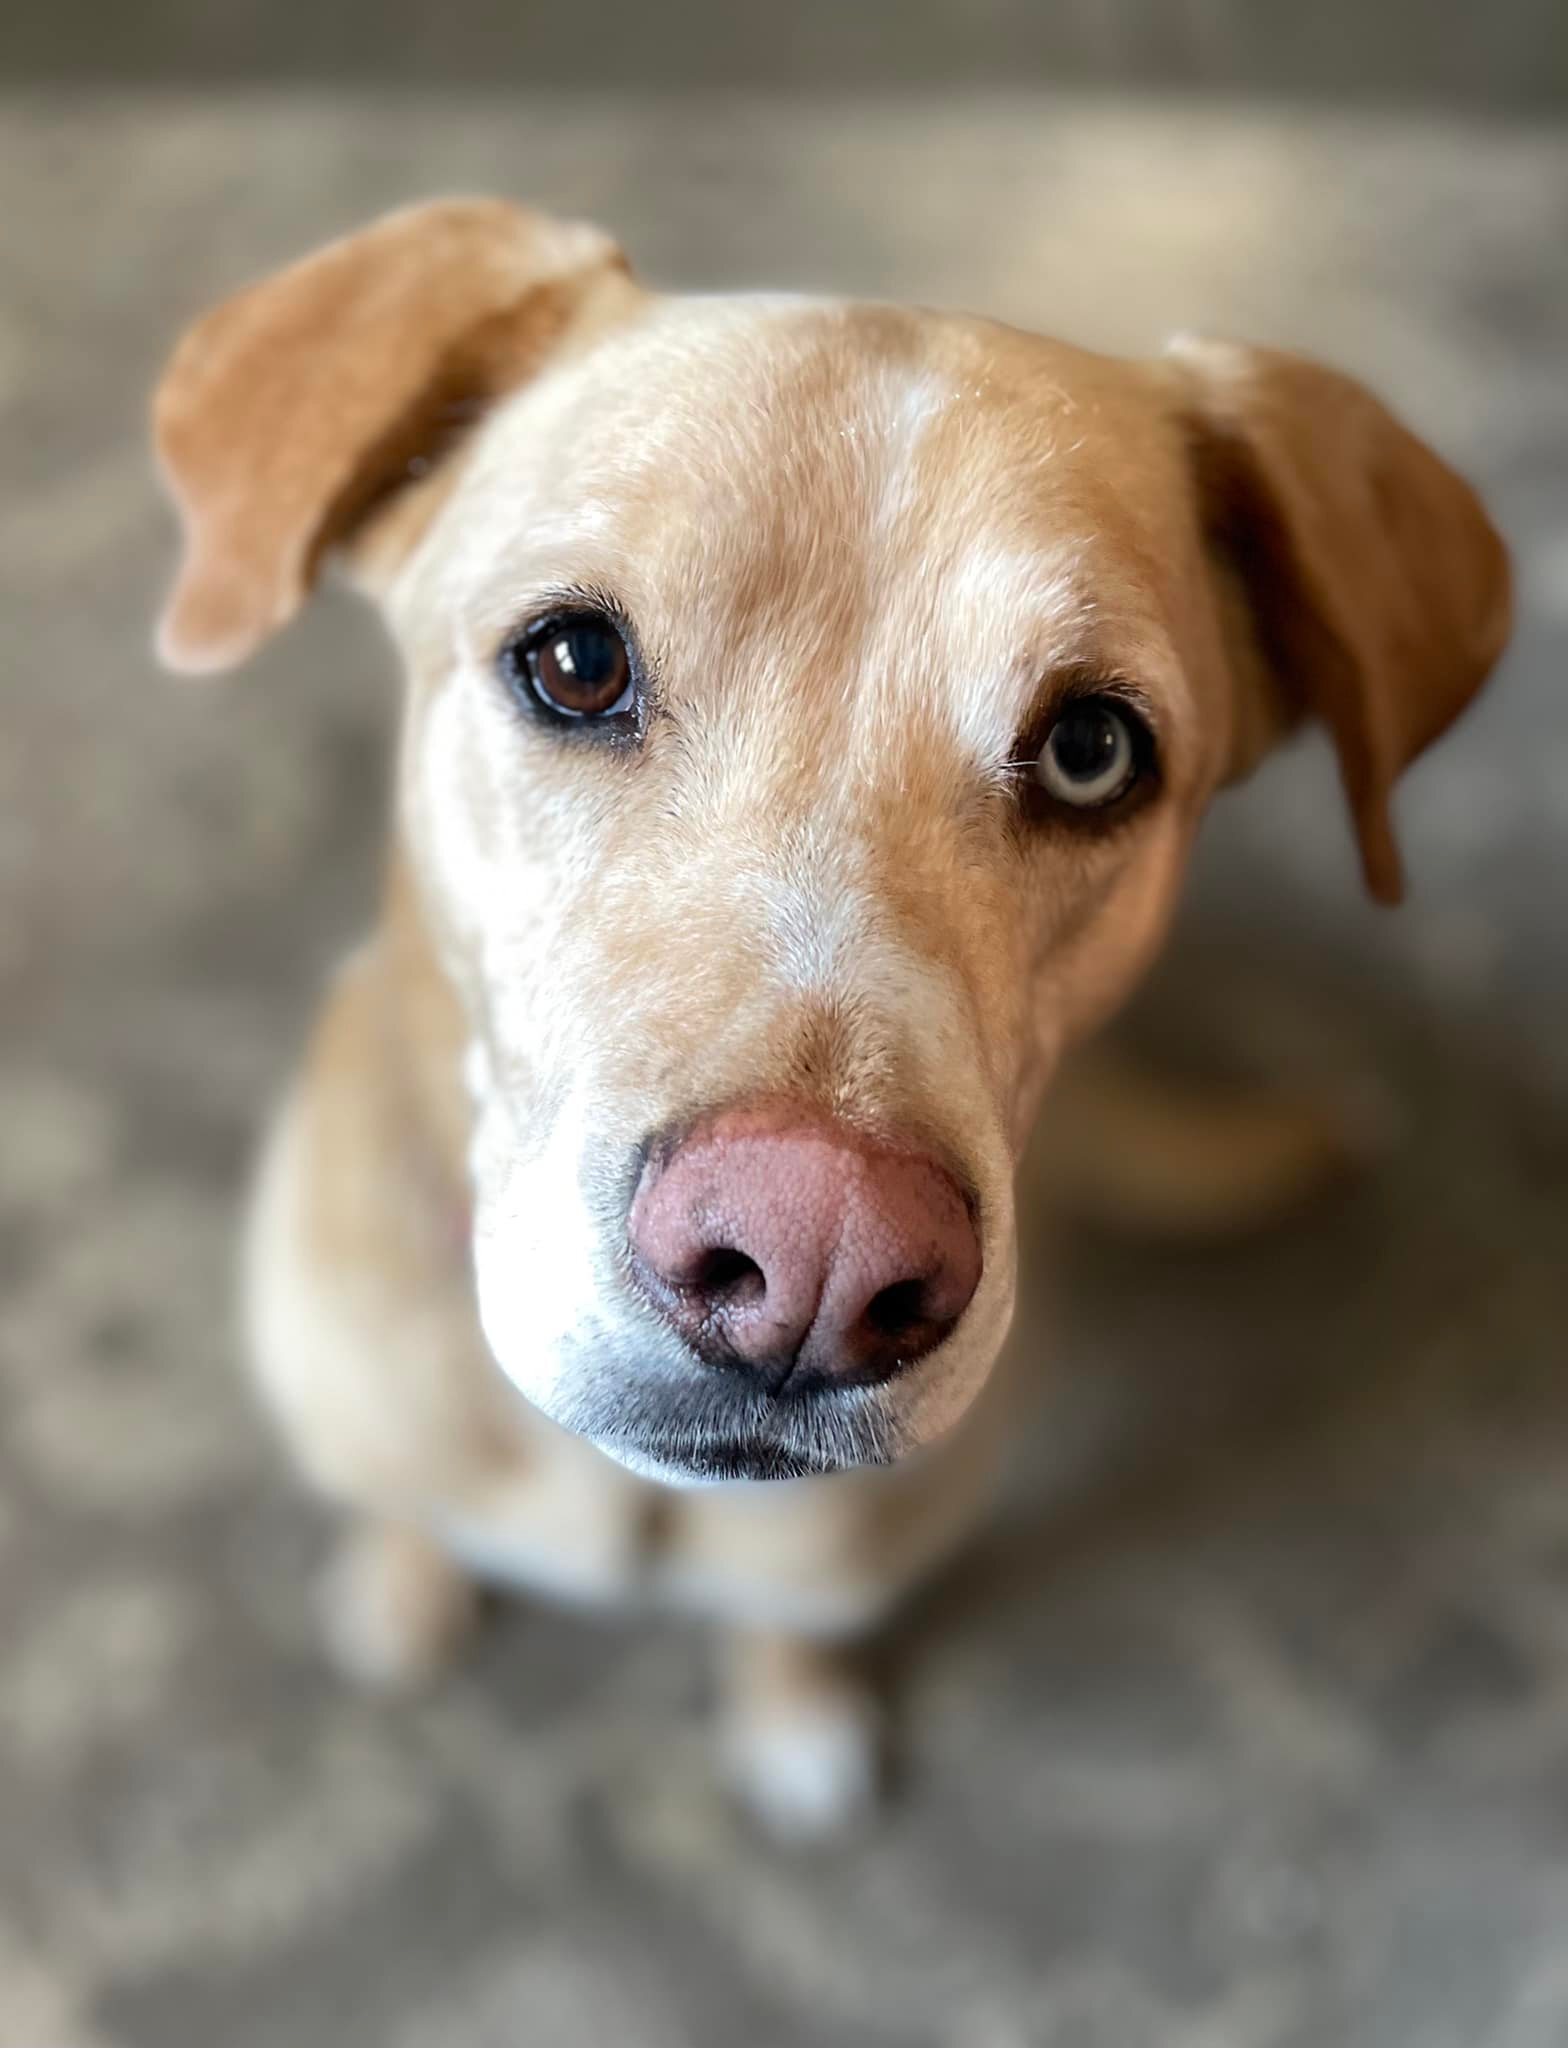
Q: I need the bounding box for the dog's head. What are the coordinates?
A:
[155,200,1510,1482]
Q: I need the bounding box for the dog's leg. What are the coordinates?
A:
[717,1628,881,1844]
[1039,1043,1394,1239]
[317,1513,479,1691]
[248,1074,498,1686]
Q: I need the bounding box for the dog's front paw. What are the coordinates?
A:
[722,1686,882,1846]
[317,1519,477,1692]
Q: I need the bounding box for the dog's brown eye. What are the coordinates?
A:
[506,614,635,721]
[1034,696,1149,810]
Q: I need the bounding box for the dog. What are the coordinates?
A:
[152,198,1511,1839]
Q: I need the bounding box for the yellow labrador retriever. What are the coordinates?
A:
[153,199,1510,1838]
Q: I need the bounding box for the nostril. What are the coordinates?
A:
[687,1245,766,1305]
[626,1105,982,1387]
[863,1277,931,1340]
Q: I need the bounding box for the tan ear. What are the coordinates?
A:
[1169,338,1512,903]
[153,198,630,675]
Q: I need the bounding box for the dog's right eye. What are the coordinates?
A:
[499,611,637,724]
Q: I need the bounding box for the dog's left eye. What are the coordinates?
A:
[1033,695,1152,810]
[501,613,635,722]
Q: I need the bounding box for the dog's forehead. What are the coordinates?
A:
[531,295,1099,486]
[451,298,1178,602]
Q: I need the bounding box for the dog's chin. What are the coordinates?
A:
[589,1431,885,1488]
[538,1368,906,1489]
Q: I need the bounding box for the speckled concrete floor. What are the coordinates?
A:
[2,89,1567,2048]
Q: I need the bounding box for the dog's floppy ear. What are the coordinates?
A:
[154,198,630,675]
[1169,338,1512,903]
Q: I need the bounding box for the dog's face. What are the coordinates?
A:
[155,201,1510,1482]
[392,299,1221,1478]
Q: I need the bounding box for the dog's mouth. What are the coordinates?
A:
[593,1426,894,1486]
[551,1370,904,1486]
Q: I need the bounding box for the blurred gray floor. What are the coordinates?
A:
[2,87,1568,2048]
[4,0,1566,109]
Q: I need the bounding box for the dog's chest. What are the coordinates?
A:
[426,1434,899,1640]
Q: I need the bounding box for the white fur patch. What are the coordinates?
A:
[871,368,955,541]
[935,538,1096,769]
[468,1086,606,1422]
[751,835,872,997]
[723,1693,882,1843]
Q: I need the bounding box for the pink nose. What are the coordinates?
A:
[626,1104,981,1391]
